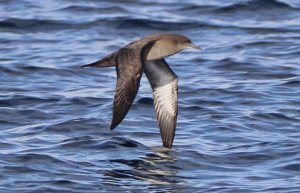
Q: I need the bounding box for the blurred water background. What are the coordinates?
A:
[1,0,300,192]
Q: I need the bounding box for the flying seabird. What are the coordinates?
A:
[81,33,201,148]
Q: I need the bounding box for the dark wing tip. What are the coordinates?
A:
[81,62,99,68]
[81,62,95,68]
[161,120,176,148]
[163,140,173,148]
[81,64,89,68]
[110,113,123,130]
[81,53,116,68]
[110,123,117,130]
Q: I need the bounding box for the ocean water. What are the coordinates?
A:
[1,0,300,192]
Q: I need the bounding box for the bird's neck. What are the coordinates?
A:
[146,41,182,61]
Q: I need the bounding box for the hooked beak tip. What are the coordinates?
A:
[190,43,203,51]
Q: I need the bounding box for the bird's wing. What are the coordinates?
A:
[81,52,116,68]
[110,47,143,130]
[144,59,178,148]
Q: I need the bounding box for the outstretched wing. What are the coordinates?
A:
[144,59,178,148]
[110,48,143,130]
[81,52,116,68]
[110,41,156,130]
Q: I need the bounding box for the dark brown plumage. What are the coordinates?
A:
[82,33,201,148]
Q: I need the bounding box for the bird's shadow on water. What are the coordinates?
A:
[103,146,186,192]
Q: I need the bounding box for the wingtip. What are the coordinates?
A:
[161,129,175,149]
[81,64,92,68]
[162,141,173,148]
[110,122,117,130]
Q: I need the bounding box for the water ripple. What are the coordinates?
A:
[1,0,300,192]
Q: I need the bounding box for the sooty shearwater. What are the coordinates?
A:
[81,33,201,148]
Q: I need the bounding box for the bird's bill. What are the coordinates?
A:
[189,43,203,51]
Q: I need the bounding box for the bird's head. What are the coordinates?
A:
[170,34,202,51]
[144,33,202,61]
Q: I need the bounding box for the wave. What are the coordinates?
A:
[215,0,298,13]
[211,58,260,72]
[0,18,75,32]
[109,18,203,31]
[61,136,143,149]
[0,94,60,106]
[58,5,127,13]
[281,79,300,86]
[251,112,300,123]
[0,16,226,33]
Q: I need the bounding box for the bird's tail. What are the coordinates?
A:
[81,52,116,68]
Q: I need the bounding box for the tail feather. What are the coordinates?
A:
[81,52,116,68]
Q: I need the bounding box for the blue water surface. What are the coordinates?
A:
[1,0,300,192]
